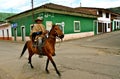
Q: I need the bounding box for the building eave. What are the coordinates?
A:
[6,3,97,21]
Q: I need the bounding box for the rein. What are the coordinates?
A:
[48,35,63,48]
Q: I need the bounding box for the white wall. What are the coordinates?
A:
[15,32,94,42]
[0,23,12,39]
[97,12,111,32]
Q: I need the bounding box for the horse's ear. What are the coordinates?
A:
[52,24,56,27]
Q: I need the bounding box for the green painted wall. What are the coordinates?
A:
[11,15,33,36]
[43,13,96,34]
[11,12,96,37]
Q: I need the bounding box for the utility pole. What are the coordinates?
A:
[31,0,34,26]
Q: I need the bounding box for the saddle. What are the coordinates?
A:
[32,33,55,56]
[33,35,47,56]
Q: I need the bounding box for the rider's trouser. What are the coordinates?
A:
[37,37,43,55]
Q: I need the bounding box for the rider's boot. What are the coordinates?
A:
[32,40,37,48]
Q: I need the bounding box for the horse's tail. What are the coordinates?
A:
[20,41,28,58]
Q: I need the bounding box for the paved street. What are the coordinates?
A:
[0,31,120,79]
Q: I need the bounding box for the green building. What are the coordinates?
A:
[6,3,97,41]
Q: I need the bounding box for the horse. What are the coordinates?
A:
[20,25,64,76]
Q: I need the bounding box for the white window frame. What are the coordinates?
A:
[74,21,80,32]
[30,24,34,31]
[46,21,52,31]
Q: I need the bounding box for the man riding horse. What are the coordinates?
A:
[20,24,64,76]
[30,17,48,57]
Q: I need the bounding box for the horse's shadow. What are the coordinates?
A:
[20,58,61,79]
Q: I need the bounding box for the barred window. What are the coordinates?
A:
[99,11,102,17]
[106,13,109,18]
[74,21,80,32]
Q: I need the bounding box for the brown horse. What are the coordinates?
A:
[20,25,64,76]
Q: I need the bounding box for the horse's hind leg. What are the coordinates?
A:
[28,54,34,68]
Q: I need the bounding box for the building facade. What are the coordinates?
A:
[75,7,120,34]
[6,3,97,41]
[0,23,12,40]
[0,13,15,40]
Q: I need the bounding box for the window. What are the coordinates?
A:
[119,22,120,28]
[30,24,34,31]
[6,29,9,40]
[117,21,119,26]
[108,23,111,28]
[117,21,119,29]
[46,21,52,31]
[2,30,4,39]
[106,13,109,18]
[114,21,116,28]
[74,21,80,32]
[98,22,102,32]
[98,11,102,17]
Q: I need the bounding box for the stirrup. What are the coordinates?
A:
[39,50,43,58]
[39,50,43,55]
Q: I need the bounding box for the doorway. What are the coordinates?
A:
[21,26,25,41]
[14,28,17,41]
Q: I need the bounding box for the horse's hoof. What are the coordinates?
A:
[57,71,61,77]
[58,73,61,77]
[31,66,34,69]
[46,70,50,74]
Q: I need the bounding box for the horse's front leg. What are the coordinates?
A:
[45,58,50,73]
[28,54,34,68]
[47,55,61,76]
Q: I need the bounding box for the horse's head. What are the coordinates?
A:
[49,25,64,39]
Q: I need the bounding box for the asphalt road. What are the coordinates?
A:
[0,31,120,79]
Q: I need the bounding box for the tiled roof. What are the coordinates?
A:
[74,7,120,16]
[41,3,74,12]
[43,3,96,16]
[6,3,97,20]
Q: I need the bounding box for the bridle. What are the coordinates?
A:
[49,29,63,39]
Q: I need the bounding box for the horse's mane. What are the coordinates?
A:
[48,24,56,36]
